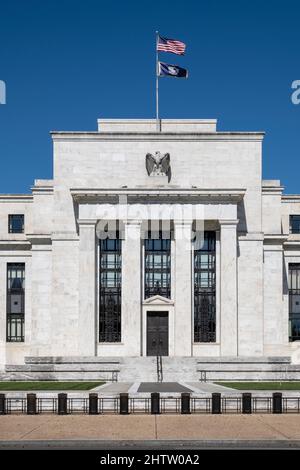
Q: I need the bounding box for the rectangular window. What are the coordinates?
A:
[290,215,300,234]
[194,232,216,343]
[144,232,171,299]
[7,263,25,342]
[99,236,121,342]
[289,263,300,341]
[8,214,24,233]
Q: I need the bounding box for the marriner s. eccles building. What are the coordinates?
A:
[2,118,300,382]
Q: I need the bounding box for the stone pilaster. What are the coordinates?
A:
[220,219,238,356]
[78,221,96,356]
[122,221,142,355]
[0,261,6,369]
[28,237,52,356]
[174,221,192,356]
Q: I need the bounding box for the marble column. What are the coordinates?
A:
[78,220,97,356]
[174,221,192,356]
[122,221,142,355]
[220,219,238,356]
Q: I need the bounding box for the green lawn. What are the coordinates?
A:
[0,381,104,391]
[216,382,300,391]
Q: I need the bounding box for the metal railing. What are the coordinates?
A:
[157,355,163,383]
[0,392,299,415]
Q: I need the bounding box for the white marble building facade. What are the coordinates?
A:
[1,118,300,373]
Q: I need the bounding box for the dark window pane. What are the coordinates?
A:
[145,231,171,299]
[7,263,25,342]
[8,214,24,233]
[289,263,300,341]
[290,215,300,234]
[194,232,216,343]
[99,234,121,342]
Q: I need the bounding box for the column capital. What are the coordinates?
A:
[173,219,193,227]
[77,219,97,227]
[219,219,239,227]
[123,219,143,226]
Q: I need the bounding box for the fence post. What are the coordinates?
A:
[181,393,191,414]
[27,393,37,415]
[211,393,221,414]
[242,393,252,414]
[120,393,129,415]
[151,392,160,414]
[89,393,98,415]
[272,392,282,414]
[0,394,6,415]
[58,393,68,415]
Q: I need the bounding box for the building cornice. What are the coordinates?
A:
[26,234,52,245]
[70,187,246,203]
[262,187,284,195]
[264,234,289,245]
[51,132,264,142]
[0,194,33,202]
[282,195,300,203]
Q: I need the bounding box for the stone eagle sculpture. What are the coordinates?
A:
[145,151,170,177]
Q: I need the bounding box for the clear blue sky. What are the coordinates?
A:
[0,0,299,194]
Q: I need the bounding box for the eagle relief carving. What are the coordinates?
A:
[145,151,171,179]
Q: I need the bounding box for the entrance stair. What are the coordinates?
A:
[2,356,300,382]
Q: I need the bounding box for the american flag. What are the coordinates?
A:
[157,35,186,55]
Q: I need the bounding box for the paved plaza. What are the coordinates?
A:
[1,414,300,448]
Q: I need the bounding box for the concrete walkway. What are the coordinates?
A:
[1,415,300,444]
[91,382,133,393]
[91,381,236,395]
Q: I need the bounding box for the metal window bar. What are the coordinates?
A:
[144,232,171,299]
[194,232,216,343]
[7,263,25,342]
[99,237,122,343]
[290,215,300,234]
[288,264,300,341]
[8,214,24,234]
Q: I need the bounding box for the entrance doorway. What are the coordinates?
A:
[146,312,169,356]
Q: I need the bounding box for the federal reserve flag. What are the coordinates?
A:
[158,61,188,78]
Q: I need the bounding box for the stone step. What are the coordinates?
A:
[25,356,121,365]
[196,364,298,372]
[0,370,117,381]
[6,364,120,373]
[196,356,291,364]
[3,355,298,383]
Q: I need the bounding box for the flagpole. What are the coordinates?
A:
[156,30,160,132]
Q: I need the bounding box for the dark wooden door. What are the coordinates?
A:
[147,312,168,356]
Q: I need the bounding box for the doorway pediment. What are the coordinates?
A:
[143,295,174,306]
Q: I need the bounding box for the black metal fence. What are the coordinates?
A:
[0,392,299,415]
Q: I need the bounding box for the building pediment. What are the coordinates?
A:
[143,295,174,306]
